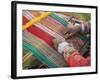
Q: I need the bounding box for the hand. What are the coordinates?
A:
[62,23,81,39]
[52,38,65,50]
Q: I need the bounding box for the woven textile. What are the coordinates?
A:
[22,10,90,68]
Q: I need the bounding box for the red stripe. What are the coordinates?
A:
[23,16,29,25]
[23,16,54,47]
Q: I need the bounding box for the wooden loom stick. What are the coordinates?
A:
[23,12,51,30]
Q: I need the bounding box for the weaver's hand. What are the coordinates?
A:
[52,38,65,50]
[62,23,81,39]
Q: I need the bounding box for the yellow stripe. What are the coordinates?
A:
[23,12,51,30]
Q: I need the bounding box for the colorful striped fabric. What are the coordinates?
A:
[23,15,55,47]
[23,14,65,46]
[23,11,88,41]
[23,11,65,41]
[22,10,90,68]
[49,12,69,27]
[23,41,59,67]
[23,30,67,67]
[23,50,43,69]
[23,15,65,40]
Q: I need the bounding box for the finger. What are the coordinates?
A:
[64,31,76,39]
[64,30,72,39]
[65,33,73,39]
[52,39,59,49]
[62,28,69,35]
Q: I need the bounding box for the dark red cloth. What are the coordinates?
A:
[66,51,90,67]
[23,16,54,46]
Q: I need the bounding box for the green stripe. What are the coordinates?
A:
[50,12,68,27]
[77,32,88,41]
[23,41,59,68]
